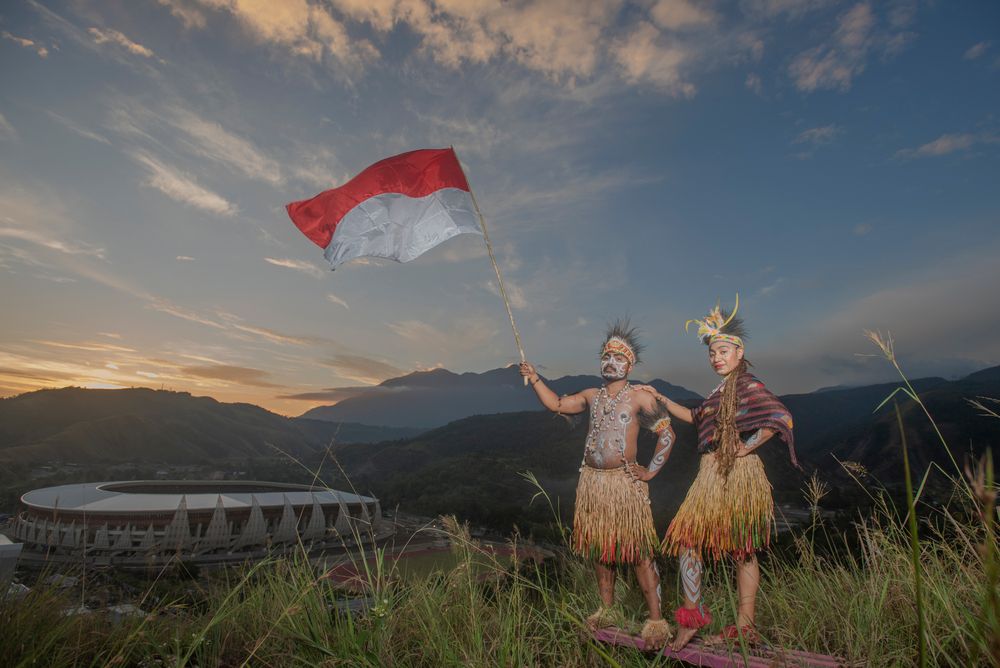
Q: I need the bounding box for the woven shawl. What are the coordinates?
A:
[691,372,798,468]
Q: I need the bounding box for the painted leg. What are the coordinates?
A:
[671,548,709,651]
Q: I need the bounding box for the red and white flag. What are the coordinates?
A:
[286,148,482,269]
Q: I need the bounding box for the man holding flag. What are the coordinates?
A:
[519,322,676,649]
[286,148,680,645]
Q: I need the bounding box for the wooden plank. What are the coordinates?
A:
[593,626,851,668]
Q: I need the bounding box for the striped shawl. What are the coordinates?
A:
[692,372,798,468]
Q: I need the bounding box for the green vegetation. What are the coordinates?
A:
[2,347,997,667]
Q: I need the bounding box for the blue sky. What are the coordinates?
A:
[1,0,998,415]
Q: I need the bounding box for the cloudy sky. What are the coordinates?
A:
[1,0,998,415]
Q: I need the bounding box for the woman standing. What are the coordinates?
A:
[640,297,796,651]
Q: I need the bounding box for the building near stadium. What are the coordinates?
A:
[7,481,388,567]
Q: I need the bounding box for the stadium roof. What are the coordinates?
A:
[21,481,375,513]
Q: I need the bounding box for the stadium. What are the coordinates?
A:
[8,480,389,567]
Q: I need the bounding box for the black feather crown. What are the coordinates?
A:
[708,309,749,346]
[601,318,644,365]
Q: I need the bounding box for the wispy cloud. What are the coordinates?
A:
[964,41,992,61]
[744,0,836,19]
[789,2,916,93]
[129,150,237,216]
[264,257,326,279]
[793,124,843,145]
[231,324,317,347]
[326,293,349,309]
[45,111,112,145]
[172,0,377,76]
[27,0,161,74]
[155,0,207,30]
[0,113,18,142]
[109,100,282,185]
[277,386,374,402]
[484,279,528,310]
[894,132,999,160]
[2,30,48,57]
[758,277,785,297]
[0,226,107,259]
[321,354,403,385]
[613,22,696,97]
[389,319,445,344]
[176,255,195,261]
[179,364,282,388]
[87,27,156,59]
[166,106,283,185]
[32,339,136,353]
[106,98,337,191]
[148,299,226,329]
[389,317,498,355]
[650,0,719,30]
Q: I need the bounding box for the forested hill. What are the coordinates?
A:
[0,387,421,463]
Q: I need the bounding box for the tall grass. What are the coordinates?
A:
[1,343,998,666]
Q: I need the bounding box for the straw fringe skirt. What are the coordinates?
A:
[572,465,659,564]
[662,453,773,561]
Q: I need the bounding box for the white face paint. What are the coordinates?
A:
[600,353,630,381]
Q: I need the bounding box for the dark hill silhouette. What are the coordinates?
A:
[779,376,948,462]
[0,387,421,463]
[828,369,1000,480]
[299,365,702,428]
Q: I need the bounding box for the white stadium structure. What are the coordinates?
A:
[8,481,389,567]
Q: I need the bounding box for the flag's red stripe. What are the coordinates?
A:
[286,148,470,249]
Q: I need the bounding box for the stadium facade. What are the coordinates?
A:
[8,481,388,567]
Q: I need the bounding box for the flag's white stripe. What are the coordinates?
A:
[324,187,482,268]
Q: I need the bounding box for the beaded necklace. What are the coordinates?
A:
[583,383,631,464]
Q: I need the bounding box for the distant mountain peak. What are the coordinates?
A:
[300,366,703,427]
[379,368,458,388]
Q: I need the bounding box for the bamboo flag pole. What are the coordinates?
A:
[455,149,528,384]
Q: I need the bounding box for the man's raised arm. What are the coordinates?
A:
[519,361,589,414]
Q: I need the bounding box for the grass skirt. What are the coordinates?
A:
[662,453,773,561]
[573,465,659,564]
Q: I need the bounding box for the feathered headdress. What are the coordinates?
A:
[601,318,643,366]
[685,294,747,348]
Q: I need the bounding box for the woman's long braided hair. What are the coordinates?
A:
[713,358,748,477]
[707,309,749,477]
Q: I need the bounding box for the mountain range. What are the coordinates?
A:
[0,387,421,464]
[1,365,997,533]
[299,366,702,428]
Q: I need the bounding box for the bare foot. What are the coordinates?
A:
[671,625,699,651]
